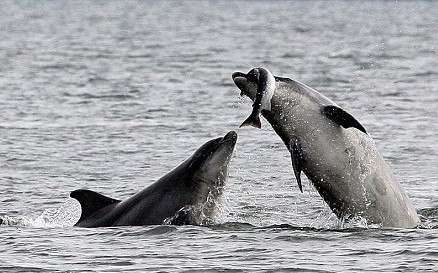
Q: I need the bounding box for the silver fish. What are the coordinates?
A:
[236,67,275,129]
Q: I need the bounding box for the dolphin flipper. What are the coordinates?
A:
[70,189,121,223]
[289,136,305,193]
[322,105,367,134]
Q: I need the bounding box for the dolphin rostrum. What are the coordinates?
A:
[70,131,237,227]
[233,68,420,228]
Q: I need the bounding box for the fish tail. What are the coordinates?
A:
[239,114,262,129]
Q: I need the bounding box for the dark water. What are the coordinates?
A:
[1,0,437,272]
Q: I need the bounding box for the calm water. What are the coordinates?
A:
[1,0,437,272]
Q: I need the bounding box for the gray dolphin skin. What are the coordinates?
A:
[233,68,420,228]
[70,131,237,227]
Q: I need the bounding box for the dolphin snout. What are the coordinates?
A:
[232,72,251,97]
[222,131,238,143]
[232,71,247,80]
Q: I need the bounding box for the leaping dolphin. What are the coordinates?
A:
[71,131,237,227]
[233,68,420,228]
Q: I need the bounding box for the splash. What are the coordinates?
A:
[25,198,82,228]
[163,186,229,226]
[309,206,382,230]
[0,198,81,228]
[0,215,21,226]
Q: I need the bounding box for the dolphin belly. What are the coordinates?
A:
[233,68,420,228]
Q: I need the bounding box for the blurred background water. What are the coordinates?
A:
[0,0,437,272]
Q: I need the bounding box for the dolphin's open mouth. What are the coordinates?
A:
[232,71,256,99]
[232,72,248,92]
[232,71,247,80]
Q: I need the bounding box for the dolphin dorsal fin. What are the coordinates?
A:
[70,189,121,222]
[322,105,367,134]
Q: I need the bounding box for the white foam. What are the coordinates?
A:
[22,198,82,228]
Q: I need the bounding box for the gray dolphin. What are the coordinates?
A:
[233,68,420,228]
[70,131,237,227]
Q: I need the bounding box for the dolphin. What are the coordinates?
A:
[70,131,237,227]
[233,68,420,228]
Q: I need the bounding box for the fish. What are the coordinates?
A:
[237,67,276,129]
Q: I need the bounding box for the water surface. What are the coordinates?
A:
[0,0,437,272]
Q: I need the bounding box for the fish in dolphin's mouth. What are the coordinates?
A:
[241,68,276,129]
